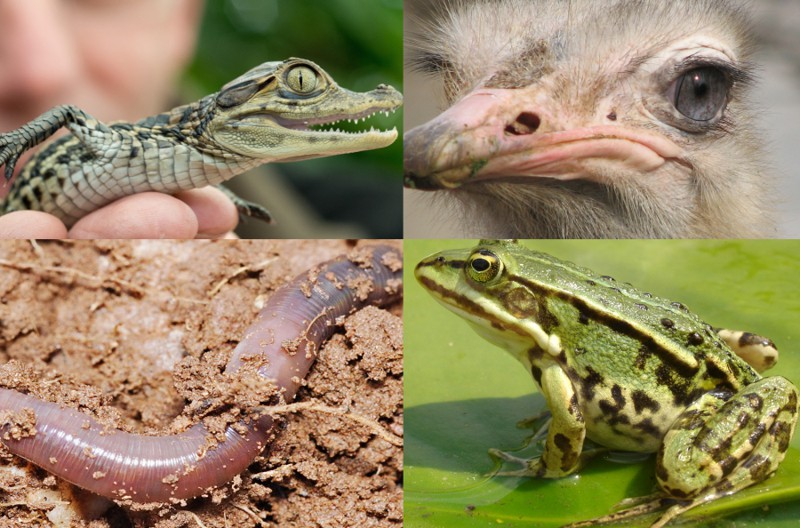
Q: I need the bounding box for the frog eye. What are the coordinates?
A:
[467,250,503,283]
[286,65,318,94]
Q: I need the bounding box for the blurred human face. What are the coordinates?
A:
[0,0,202,131]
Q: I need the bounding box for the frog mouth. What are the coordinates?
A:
[404,88,684,190]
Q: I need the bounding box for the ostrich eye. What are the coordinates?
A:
[672,67,728,121]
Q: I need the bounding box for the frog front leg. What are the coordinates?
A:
[493,362,588,478]
[654,376,798,526]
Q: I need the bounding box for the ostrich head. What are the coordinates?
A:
[404,0,772,238]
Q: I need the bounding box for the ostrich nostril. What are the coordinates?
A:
[505,112,541,135]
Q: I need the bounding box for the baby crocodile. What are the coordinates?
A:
[0,58,402,227]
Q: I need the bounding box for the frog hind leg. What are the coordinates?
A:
[653,376,798,526]
[567,377,798,528]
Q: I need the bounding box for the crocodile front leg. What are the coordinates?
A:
[0,105,104,181]
[215,184,274,224]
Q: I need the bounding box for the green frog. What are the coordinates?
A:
[415,239,798,527]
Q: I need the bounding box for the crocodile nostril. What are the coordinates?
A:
[505,112,541,135]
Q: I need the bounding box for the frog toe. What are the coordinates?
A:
[488,448,543,477]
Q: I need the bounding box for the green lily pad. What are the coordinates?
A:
[405,240,800,528]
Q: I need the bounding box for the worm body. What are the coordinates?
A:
[0,245,402,503]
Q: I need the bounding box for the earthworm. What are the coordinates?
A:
[0,245,402,503]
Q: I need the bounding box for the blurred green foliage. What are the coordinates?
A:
[185,0,402,172]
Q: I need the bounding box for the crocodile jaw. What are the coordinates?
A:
[214,84,402,161]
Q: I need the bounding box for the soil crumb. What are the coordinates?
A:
[0,240,402,528]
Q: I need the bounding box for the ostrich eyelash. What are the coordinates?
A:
[409,50,453,75]
[674,55,755,88]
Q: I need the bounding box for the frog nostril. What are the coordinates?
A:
[505,112,541,135]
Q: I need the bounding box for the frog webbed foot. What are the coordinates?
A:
[488,448,542,477]
[488,443,607,478]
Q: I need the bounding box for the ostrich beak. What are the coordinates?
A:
[404,88,682,190]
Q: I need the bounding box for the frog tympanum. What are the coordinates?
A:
[415,239,798,527]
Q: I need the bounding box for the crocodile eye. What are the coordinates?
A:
[286,65,318,94]
[671,67,728,122]
[467,250,503,283]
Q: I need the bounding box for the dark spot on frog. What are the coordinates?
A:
[606,111,617,121]
[633,417,662,438]
[578,311,590,325]
[656,365,699,406]
[531,364,543,385]
[611,385,625,408]
[725,358,742,380]
[687,332,704,346]
[554,433,579,471]
[554,433,571,452]
[761,355,777,370]
[580,366,604,401]
[634,303,648,311]
[662,486,691,499]
[787,390,798,412]
[610,413,632,428]
[746,393,763,411]
[739,332,777,350]
[556,350,567,364]
[773,420,792,452]
[673,408,705,431]
[632,390,661,414]
[655,461,670,482]
[585,279,597,287]
[685,387,708,407]
[714,479,734,493]
[642,292,653,298]
[599,385,629,425]
[634,344,652,370]
[743,454,772,482]
[538,301,560,331]
[670,301,689,312]
[660,318,675,329]
[568,394,583,421]
[712,452,739,475]
[736,410,752,430]
[528,346,544,363]
[706,435,733,462]
[600,275,615,282]
[747,422,767,447]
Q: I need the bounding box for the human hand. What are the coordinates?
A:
[0,187,239,239]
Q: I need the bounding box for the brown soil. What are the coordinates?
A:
[0,240,403,528]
